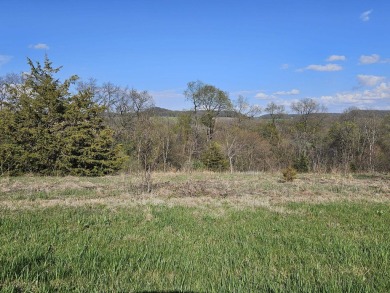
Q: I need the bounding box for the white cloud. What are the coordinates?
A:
[231,90,261,96]
[255,92,272,99]
[255,89,300,100]
[281,64,289,70]
[359,54,380,64]
[0,55,12,67]
[302,64,343,72]
[274,89,300,96]
[327,55,346,62]
[360,9,373,22]
[357,75,385,87]
[29,43,50,50]
[317,81,390,109]
[365,82,390,99]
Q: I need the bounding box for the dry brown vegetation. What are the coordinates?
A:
[1,172,390,292]
[1,172,389,211]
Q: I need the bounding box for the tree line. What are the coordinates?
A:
[1,57,389,176]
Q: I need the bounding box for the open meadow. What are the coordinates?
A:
[1,172,390,292]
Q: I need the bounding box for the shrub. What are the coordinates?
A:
[282,166,297,182]
[201,142,229,172]
[192,160,206,171]
[293,154,309,173]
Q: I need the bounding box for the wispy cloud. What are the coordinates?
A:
[326,55,346,62]
[255,89,300,100]
[357,75,385,87]
[0,55,12,67]
[317,81,390,109]
[359,54,380,64]
[255,92,272,100]
[360,9,373,22]
[274,89,300,96]
[231,89,261,97]
[29,43,50,50]
[359,54,390,65]
[299,64,343,72]
[258,82,390,112]
[149,89,184,99]
[281,64,289,70]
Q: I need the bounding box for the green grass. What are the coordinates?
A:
[1,202,390,292]
[0,172,389,292]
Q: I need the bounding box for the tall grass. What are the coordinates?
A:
[1,202,389,292]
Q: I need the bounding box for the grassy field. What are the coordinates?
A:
[0,172,389,292]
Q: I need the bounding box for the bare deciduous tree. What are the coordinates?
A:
[0,73,22,110]
[97,82,121,112]
[234,95,262,123]
[290,98,327,172]
[128,88,154,120]
[184,80,204,115]
[265,101,285,126]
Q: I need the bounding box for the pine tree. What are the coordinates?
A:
[0,56,124,176]
[9,57,76,174]
[0,107,23,175]
[201,142,228,172]
[59,91,124,176]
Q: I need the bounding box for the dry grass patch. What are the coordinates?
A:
[0,172,389,211]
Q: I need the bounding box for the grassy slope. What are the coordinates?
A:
[0,172,389,292]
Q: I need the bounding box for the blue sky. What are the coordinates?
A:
[1,0,389,112]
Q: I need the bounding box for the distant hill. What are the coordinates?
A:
[251,110,390,120]
[345,109,390,117]
[146,107,189,117]
[139,107,390,119]
[147,107,237,117]
[259,113,340,119]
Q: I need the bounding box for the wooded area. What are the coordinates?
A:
[1,57,389,176]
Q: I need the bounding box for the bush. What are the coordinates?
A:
[293,154,309,173]
[282,166,297,182]
[192,160,206,171]
[201,142,229,172]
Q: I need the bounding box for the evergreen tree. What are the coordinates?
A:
[201,142,228,172]
[8,57,75,174]
[0,107,23,175]
[0,56,123,176]
[293,154,309,173]
[59,91,124,176]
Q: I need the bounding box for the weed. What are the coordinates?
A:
[282,166,297,182]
